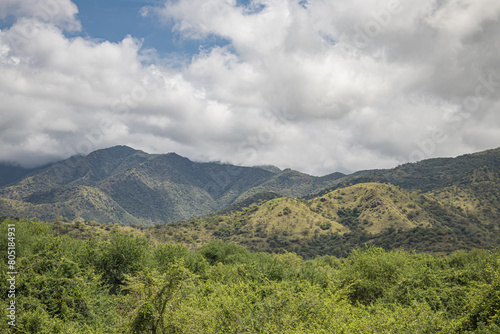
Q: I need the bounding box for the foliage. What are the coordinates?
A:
[337,207,360,229]
[92,233,150,293]
[1,218,500,333]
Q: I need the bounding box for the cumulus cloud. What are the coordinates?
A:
[0,0,81,31]
[0,0,499,175]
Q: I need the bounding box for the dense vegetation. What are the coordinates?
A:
[1,218,499,333]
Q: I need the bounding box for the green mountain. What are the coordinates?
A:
[0,162,49,187]
[149,179,500,257]
[2,147,499,334]
[1,145,499,239]
[0,146,287,225]
[309,147,500,195]
[142,147,500,257]
[0,146,351,225]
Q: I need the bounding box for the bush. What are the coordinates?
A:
[338,246,410,305]
[199,240,250,265]
[96,233,149,292]
[319,221,332,230]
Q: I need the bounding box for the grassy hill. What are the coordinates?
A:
[308,183,433,233]
[142,180,499,258]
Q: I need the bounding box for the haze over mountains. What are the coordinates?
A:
[0,146,499,234]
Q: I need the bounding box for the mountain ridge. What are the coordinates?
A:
[0,145,499,230]
[0,146,293,224]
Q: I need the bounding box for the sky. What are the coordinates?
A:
[0,0,499,176]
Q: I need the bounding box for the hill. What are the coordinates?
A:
[0,146,286,225]
[0,146,355,225]
[308,147,500,196]
[147,181,499,258]
[0,146,499,235]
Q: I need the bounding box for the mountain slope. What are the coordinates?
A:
[0,185,139,224]
[0,146,151,200]
[136,147,500,256]
[148,180,499,257]
[1,146,499,230]
[235,169,346,200]
[310,147,500,196]
[0,146,282,225]
[0,163,50,187]
[308,183,433,234]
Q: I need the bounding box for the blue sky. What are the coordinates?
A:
[0,0,229,57]
[72,0,212,57]
[73,0,161,42]
[0,0,499,175]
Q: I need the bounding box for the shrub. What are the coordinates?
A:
[320,222,332,230]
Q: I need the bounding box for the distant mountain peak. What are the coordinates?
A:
[165,152,184,158]
[91,145,140,156]
[254,165,282,174]
[159,152,194,164]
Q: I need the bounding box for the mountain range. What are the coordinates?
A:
[0,146,346,225]
[0,145,499,246]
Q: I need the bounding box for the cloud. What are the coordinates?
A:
[151,0,500,173]
[0,0,499,175]
[0,0,81,31]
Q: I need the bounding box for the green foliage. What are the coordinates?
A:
[95,233,150,293]
[198,240,250,265]
[123,262,194,334]
[337,207,360,229]
[154,243,208,275]
[0,219,120,333]
[460,256,500,332]
[2,218,500,333]
[319,221,332,230]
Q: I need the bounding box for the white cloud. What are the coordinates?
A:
[0,0,81,31]
[151,0,500,174]
[0,0,499,175]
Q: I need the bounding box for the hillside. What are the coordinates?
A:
[0,146,361,226]
[0,146,499,233]
[0,185,140,225]
[12,144,497,258]
[0,146,286,225]
[145,181,499,258]
[0,162,49,187]
[309,147,500,196]
[235,169,346,200]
